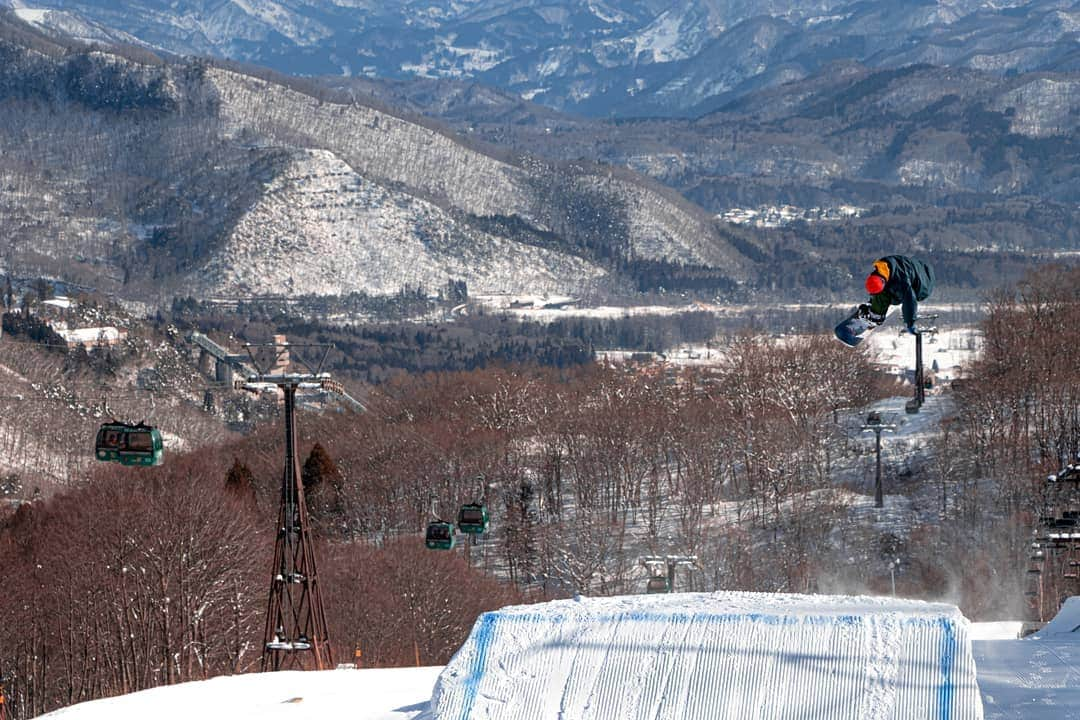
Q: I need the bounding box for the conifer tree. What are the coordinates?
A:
[225,457,257,509]
[302,442,344,533]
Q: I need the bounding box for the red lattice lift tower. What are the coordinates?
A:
[239,341,336,671]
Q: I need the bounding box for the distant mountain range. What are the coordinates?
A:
[8,0,1080,117]
[330,49,1080,283]
[0,6,1077,309]
[0,12,750,304]
[336,61,1080,202]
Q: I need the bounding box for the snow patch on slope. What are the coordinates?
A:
[607,178,745,270]
[208,67,534,220]
[198,149,606,296]
[11,6,148,46]
[995,77,1080,138]
[633,10,692,63]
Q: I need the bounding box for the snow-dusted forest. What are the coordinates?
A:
[1,268,1077,718]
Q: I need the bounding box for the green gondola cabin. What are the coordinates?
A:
[95,422,164,466]
[457,503,489,534]
[425,521,456,550]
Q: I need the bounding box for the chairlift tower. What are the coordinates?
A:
[239,342,336,672]
[905,317,938,414]
[862,411,897,509]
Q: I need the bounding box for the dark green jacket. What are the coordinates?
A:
[868,255,935,327]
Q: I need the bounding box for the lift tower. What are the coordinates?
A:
[904,316,938,414]
[240,341,336,671]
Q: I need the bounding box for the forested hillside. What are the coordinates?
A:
[2,266,1078,719]
[353,63,1080,297]
[0,11,754,307]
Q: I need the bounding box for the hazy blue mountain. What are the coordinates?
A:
[9,0,1080,117]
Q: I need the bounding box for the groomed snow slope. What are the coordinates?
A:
[974,596,1080,718]
[1030,595,1080,638]
[32,594,1080,720]
[432,591,983,720]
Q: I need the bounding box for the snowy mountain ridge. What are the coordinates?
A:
[198,62,750,295]
[0,14,747,302]
[10,0,1080,117]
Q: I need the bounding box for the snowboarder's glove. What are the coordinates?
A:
[859,304,885,324]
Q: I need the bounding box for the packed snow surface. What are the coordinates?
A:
[432,591,983,720]
[1030,595,1080,638]
[34,590,1080,720]
[974,597,1080,718]
[34,666,442,720]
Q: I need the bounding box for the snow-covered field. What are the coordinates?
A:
[974,597,1080,719]
[481,297,984,381]
[34,591,1080,720]
[34,666,442,720]
[433,591,982,720]
[861,318,982,384]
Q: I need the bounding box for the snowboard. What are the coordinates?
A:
[834,305,892,347]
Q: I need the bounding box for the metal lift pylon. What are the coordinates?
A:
[239,342,336,672]
[905,316,938,414]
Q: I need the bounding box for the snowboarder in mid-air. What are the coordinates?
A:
[835,255,935,346]
[861,255,935,333]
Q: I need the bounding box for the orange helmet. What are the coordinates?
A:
[865,259,890,294]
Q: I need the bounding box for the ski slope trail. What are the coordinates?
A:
[431,591,983,720]
[973,597,1080,718]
